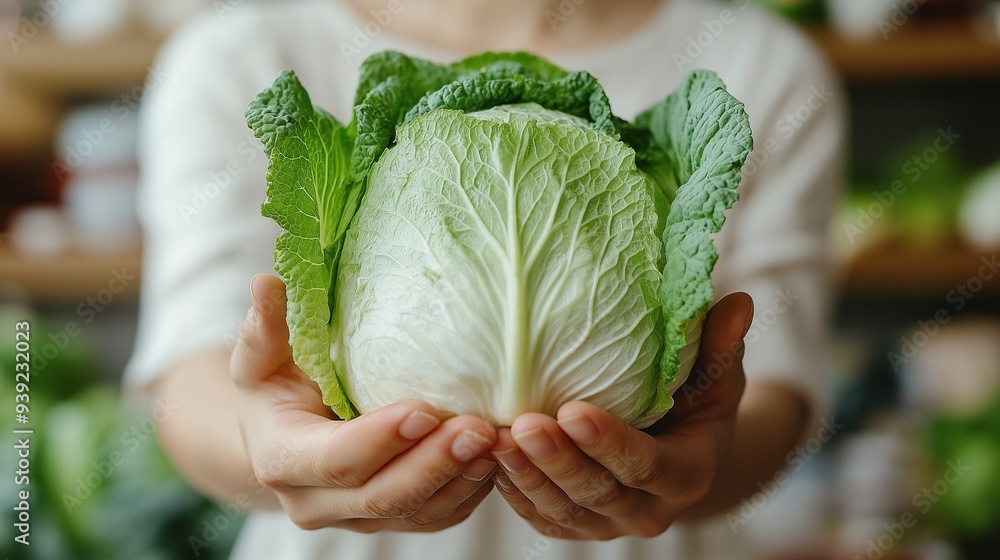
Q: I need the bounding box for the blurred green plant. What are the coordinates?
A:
[887,134,967,247]
[744,0,827,22]
[844,132,970,249]
[926,389,1000,539]
[0,312,242,559]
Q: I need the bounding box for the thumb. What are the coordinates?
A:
[664,292,752,422]
[231,274,293,389]
[701,291,754,359]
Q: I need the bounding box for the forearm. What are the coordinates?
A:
[680,381,809,521]
[154,347,280,508]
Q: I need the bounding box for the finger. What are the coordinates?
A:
[339,478,496,534]
[407,459,496,526]
[230,274,293,389]
[509,414,649,517]
[492,471,585,540]
[493,469,556,528]
[282,478,490,533]
[444,471,496,521]
[270,415,494,527]
[663,291,751,424]
[707,291,754,346]
[554,402,672,496]
[249,399,443,490]
[492,469,552,526]
[491,429,602,527]
[557,402,715,516]
[356,415,496,519]
[699,291,752,378]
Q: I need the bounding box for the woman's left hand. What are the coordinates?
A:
[490,292,752,540]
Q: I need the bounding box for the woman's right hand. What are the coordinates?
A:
[230,274,498,532]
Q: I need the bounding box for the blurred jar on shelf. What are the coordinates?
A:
[56,104,140,253]
[17,0,210,44]
[958,162,1000,251]
[10,103,141,256]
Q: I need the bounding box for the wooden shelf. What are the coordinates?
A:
[840,240,1000,297]
[0,247,141,303]
[0,82,60,156]
[0,26,164,98]
[0,26,163,155]
[807,19,1000,80]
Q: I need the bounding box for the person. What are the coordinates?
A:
[126,0,844,558]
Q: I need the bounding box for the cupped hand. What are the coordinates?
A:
[490,292,753,540]
[231,274,498,532]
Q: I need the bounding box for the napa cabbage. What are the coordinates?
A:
[246,51,752,427]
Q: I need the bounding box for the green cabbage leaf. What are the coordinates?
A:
[247,51,752,427]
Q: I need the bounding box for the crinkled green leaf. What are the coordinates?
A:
[246,70,359,419]
[404,71,617,135]
[449,51,570,81]
[350,51,616,186]
[632,70,754,416]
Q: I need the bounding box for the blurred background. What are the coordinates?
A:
[1,0,999,558]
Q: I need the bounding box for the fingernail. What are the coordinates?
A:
[249,274,263,306]
[513,427,557,461]
[557,415,600,445]
[493,471,516,492]
[461,459,496,482]
[741,301,754,339]
[492,448,531,474]
[451,429,493,462]
[398,410,440,440]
